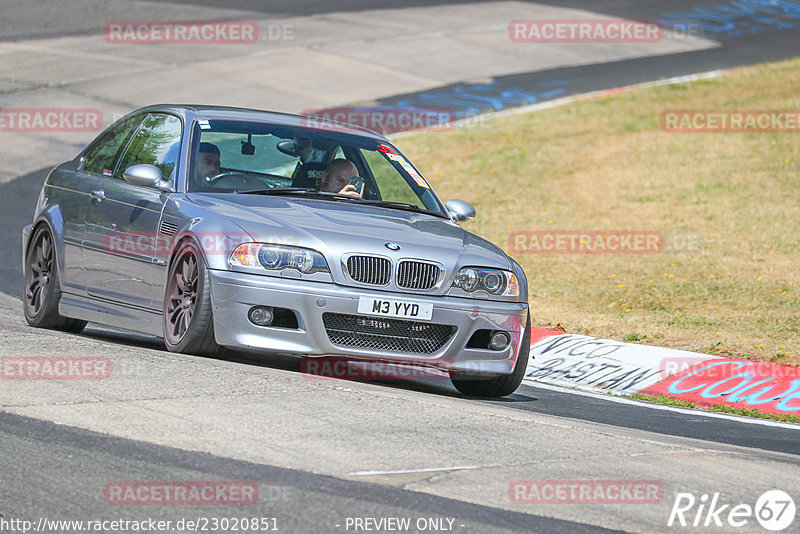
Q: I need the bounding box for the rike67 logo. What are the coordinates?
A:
[668,490,795,531]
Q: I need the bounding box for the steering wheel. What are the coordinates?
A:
[205,171,263,189]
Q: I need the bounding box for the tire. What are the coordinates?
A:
[23,225,87,333]
[451,311,531,397]
[163,240,220,356]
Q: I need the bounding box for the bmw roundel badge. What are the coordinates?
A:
[385,242,401,251]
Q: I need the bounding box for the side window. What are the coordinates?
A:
[115,113,182,181]
[361,149,423,207]
[83,115,143,176]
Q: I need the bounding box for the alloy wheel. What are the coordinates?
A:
[165,252,198,343]
[25,231,54,316]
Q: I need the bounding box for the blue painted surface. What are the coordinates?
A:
[392,80,568,120]
[666,361,800,412]
[657,0,800,38]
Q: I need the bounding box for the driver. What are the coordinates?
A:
[320,159,363,198]
[195,142,221,184]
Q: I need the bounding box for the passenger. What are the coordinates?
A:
[320,158,363,198]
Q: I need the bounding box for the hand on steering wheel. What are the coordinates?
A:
[207,171,242,185]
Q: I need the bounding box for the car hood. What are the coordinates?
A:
[188,193,512,289]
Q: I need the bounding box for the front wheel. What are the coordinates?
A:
[451,311,531,397]
[23,225,87,333]
[163,240,220,356]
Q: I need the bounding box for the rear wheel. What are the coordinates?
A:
[163,240,220,356]
[23,225,87,333]
[451,311,531,397]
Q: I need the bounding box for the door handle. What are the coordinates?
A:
[90,190,105,203]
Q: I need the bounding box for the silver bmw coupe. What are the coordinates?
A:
[22,105,530,397]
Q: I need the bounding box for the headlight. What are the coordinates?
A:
[229,243,329,274]
[452,267,519,297]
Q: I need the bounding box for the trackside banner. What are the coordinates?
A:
[525,330,800,416]
[524,332,713,394]
[641,360,800,415]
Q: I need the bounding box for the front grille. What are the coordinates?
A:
[346,255,391,286]
[397,260,441,290]
[323,313,456,354]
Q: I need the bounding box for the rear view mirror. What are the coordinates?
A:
[241,134,255,155]
[276,136,312,158]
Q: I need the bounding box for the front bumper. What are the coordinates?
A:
[209,269,528,376]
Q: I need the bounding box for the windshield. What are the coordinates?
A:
[188,119,445,216]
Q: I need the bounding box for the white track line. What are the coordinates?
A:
[347,465,481,477]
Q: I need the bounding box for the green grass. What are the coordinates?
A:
[631,393,800,424]
[394,58,800,364]
[630,393,696,409]
[706,404,800,424]
[623,333,648,342]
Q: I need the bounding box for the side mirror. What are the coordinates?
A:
[123,164,170,191]
[445,199,476,223]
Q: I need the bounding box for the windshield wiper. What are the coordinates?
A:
[236,187,319,195]
[236,188,365,202]
[236,188,445,217]
[351,199,444,217]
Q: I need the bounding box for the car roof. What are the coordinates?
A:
[130,104,389,141]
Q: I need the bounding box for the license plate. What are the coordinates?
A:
[357,297,433,321]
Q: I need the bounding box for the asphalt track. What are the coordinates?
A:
[0,0,490,42]
[1,412,610,534]
[379,2,800,117]
[2,1,800,532]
